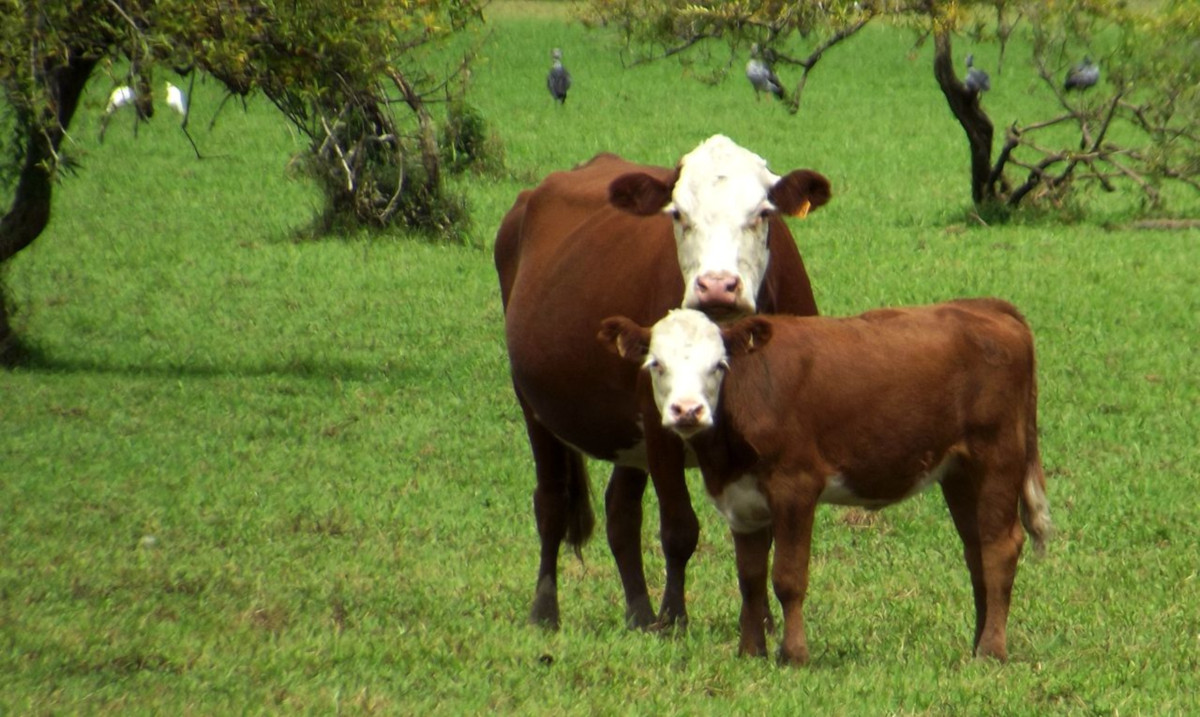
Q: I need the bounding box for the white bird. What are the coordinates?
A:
[746,44,785,101]
[104,85,137,116]
[547,48,571,105]
[165,82,187,117]
[99,85,139,143]
[964,54,991,95]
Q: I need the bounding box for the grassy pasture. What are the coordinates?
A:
[3,3,1199,714]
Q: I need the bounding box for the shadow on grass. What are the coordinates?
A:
[9,345,416,384]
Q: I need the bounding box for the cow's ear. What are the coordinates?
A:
[768,170,832,218]
[599,317,651,362]
[723,317,773,357]
[609,171,678,216]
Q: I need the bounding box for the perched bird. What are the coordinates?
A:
[964,53,991,94]
[1064,57,1099,92]
[165,82,188,118]
[746,44,785,101]
[547,48,571,105]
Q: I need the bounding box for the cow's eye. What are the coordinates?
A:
[670,209,683,223]
[717,358,730,374]
[646,358,663,374]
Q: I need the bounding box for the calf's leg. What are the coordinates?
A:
[941,463,1025,661]
[769,494,818,666]
[731,527,773,657]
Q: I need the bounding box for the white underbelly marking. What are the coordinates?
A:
[710,475,771,534]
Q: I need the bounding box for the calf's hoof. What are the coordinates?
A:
[737,637,769,659]
[777,645,810,666]
[974,644,1009,662]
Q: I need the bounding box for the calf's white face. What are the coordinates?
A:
[670,136,780,317]
[641,310,729,438]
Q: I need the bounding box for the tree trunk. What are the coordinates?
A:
[391,69,441,196]
[931,31,995,205]
[0,55,97,366]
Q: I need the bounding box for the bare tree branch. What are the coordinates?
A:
[777,15,873,112]
[320,114,355,193]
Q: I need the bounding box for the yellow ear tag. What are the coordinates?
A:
[792,199,812,219]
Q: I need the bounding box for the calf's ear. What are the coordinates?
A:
[598,317,651,362]
[768,169,832,218]
[609,170,678,216]
[722,317,773,357]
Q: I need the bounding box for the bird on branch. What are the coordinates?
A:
[1064,57,1099,91]
[965,54,991,95]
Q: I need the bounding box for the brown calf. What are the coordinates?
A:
[600,299,1051,664]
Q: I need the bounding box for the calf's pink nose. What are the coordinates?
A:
[668,401,706,427]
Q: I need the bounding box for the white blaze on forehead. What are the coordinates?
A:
[670,135,780,312]
[646,309,728,431]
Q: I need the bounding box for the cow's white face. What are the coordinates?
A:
[643,309,729,438]
[668,135,781,317]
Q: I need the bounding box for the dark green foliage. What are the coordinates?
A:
[297,132,471,242]
[441,100,505,176]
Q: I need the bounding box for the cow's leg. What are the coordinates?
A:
[520,398,594,630]
[768,490,818,666]
[731,527,773,657]
[643,425,699,629]
[605,466,657,628]
[941,461,1024,661]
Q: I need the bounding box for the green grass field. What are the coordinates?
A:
[3,3,1198,714]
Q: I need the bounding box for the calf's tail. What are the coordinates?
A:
[1019,357,1052,556]
[1019,452,1052,556]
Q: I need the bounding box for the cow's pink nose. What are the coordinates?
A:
[695,272,741,307]
[668,401,706,427]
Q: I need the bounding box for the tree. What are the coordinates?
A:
[0,0,484,365]
[584,0,1199,213]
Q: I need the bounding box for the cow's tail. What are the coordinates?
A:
[564,451,595,559]
[1018,342,1052,557]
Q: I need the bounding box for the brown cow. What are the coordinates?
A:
[495,136,831,629]
[600,299,1051,663]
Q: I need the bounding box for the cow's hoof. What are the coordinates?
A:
[625,595,656,630]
